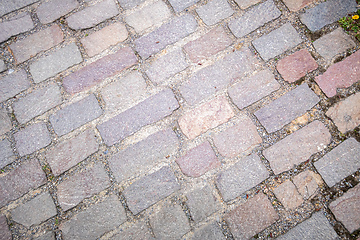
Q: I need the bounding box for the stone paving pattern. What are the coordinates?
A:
[0,0,359,239]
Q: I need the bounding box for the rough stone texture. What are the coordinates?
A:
[216,154,269,202]
[0,215,12,240]
[63,47,137,94]
[283,0,314,11]
[255,84,320,133]
[225,193,279,239]
[178,96,234,139]
[252,23,302,61]
[273,180,303,210]
[0,139,15,169]
[176,141,220,178]
[276,49,318,83]
[60,195,126,239]
[11,192,56,228]
[66,0,119,30]
[0,108,12,135]
[329,184,360,233]
[146,49,188,84]
[326,92,360,133]
[36,0,79,24]
[50,94,103,136]
[235,0,261,9]
[57,163,110,211]
[117,0,146,9]
[276,212,338,240]
[46,129,99,176]
[314,138,360,187]
[196,0,234,26]
[97,89,179,146]
[30,43,82,83]
[0,59,5,72]
[13,83,62,124]
[101,71,147,112]
[14,122,51,156]
[10,25,64,63]
[186,185,220,222]
[313,28,356,61]
[0,0,39,17]
[110,221,155,240]
[190,222,226,240]
[135,14,197,59]
[315,50,360,97]
[125,0,171,33]
[150,204,190,239]
[264,121,331,175]
[0,13,34,43]
[229,0,281,38]
[180,49,260,105]
[300,0,357,32]
[81,23,128,57]
[0,159,46,207]
[293,170,319,200]
[228,69,280,109]
[123,167,180,215]
[213,117,262,158]
[0,70,30,103]
[168,0,200,12]
[33,232,55,240]
[108,129,179,182]
[184,26,232,63]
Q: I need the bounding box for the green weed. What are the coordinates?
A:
[339,10,360,41]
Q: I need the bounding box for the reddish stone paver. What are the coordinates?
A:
[273,180,303,210]
[293,170,319,200]
[283,0,314,11]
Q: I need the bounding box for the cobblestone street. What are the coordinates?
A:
[1,0,360,239]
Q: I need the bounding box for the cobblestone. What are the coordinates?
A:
[168,0,200,13]
[0,13,34,43]
[273,180,303,210]
[0,108,12,136]
[0,0,38,17]
[0,59,5,72]
[190,222,226,240]
[234,0,261,9]
[33,232,55,240]
[0,139,15,169]
[36,0,79,24]
[282,0,314,12]
[292,170,319,200]
[117,0,145,10]
[0,215,11,240]
[196,0,234,26]
[0,70,30,103]
[110,221,155,240]
[314,138,360,187]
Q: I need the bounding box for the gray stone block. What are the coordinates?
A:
[0,139,15,169]
[36,0,79,24]
[0,13,34,43]
[0,215,12,240]
[190,222,226,240]
[0,59,6,72]
[0,70,30,103]
[0,108,12,136]
[0,0,38,17]
[118,0,146,9]
[196,0,234,26]
[168,0,200,12]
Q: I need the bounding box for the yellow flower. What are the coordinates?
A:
[352,15,359,20]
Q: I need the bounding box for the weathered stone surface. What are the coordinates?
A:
[293,170,319,199]
[283,0,314,11]
[33,232,55,240]
[255,84,320,133]
[184,26,232,63]
[176,141,220,178]
[81,23,128,57]
[313,28,356,61]
[326,92,360,133]
[186,185,219,222]
[225,193,279,239]
[264,121,331,175]
[330,184,360,233]
[36,0,79,24]
[252,23,302,61]
[0,215,11,240]
[0,139,15,169]
[46,129,99,176]
[276,212,338,240]
[110,221,155,240]
[0,0,38,17]
[0,13,34,43]
[234,0,261,9]
[123,167,180,215]
[276,49,318,83]
[229,0,281,38]
[57,163,110,211]
[98,89,178,146]
[0,70,30,103]
[146,49,188,84]
[60,195,126,239]
[11,192,56,228]
[135,14,197,59]
[109,129,179,182]
[0,159,46,207]
[50,94,103,136]
[196,0,234,26]
[229,69,280,109]
[316,50,360,97]
[66,0,119,30]
[300,0,357,32]
[168,0,200,12]
[273,180,303,210]
[216,154,269,202]
[213,116,262,158]
[14,122,51,156]
[30,43,82,83]
[63,47,137,94]
[0,59,5,72]
[117,0,145,9]
[13,83,62,124]
[10,25,64,63]
[314,138,360,187]
[178,96,234,139]
[0,108,12,136]
[190,222,226,240]
[150,204,190,239]
[180,49,260,105]
[125,0,171,33]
